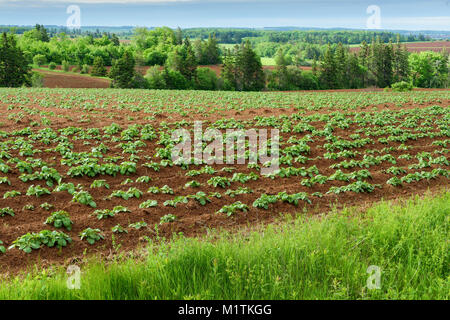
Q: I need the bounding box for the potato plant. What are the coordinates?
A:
[80,228,104,245]
[44,211,73,231]
[9,230,72,253]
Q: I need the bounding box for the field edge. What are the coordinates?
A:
[0,188,448,300]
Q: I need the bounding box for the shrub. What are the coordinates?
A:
[23,50,33,64]
[144,50,167,66]
[194,67,218,90]
[48,62,56,70]
[33,54,46,67]
[81,64,90,74]
[391,81,413,92]
[131,72,149,89]
[62,60,70,72]
[145,66,166,89]
[164,68,189,90]
[30,72,44,88]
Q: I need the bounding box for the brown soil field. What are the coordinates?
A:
[350,41,450,53]
[36,69,111,89]
[0,89,448,274]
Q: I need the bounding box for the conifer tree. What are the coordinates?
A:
[91,57,107,77]
[183,37,197,80]
[109,51,136,88]
[236,41,265,91]
[393,40,410,83]
[378,41,394,88]
[175,27,183,45]
[334,43,348,88]
[111,34,120,46]
[0,32,31,87]
[205,33,221,64]
[221,47,238,90]
[319,44,337,89]
[221,42,264,91]
[358,40,370,86]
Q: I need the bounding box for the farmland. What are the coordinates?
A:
[0,88,448,276]
[36,69,111,89]
[350,41,450,54]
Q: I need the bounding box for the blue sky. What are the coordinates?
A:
[0,0,449,30]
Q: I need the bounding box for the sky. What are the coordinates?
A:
[0,0,449,30]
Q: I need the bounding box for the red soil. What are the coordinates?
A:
[350,41,450,53]
[0,90,448,274]
[36,69,111,89]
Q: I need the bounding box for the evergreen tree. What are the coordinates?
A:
[111,34,120,46]
[334,43,348,88]
[0,32,31,87]
[311,58,318,76]
[235,41,265,91]
[393,40,410,83]
[193,39,205,64]
[91,57,107,77]
[319,44,337,89]
[378,41,394,88]
[192,34,221,65]
[358,40,370,87]
[183,37,197,80]
[221,47,238,90]
[205,33,221,64]
[33,24,49,42]
[347,54,364,89]
[166,37,197,81]
[109,51,136,88]
[175,27,183,45]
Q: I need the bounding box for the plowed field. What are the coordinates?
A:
[0,88,448,273]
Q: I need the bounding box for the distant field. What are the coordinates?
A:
[34,68,110,89]
[261,57,276,66]
[350,41,450,53]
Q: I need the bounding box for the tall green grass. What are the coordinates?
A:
[1,192,448,300]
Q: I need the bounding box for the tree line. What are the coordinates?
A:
[182,28,430,44]
[315,37,448,90]
[0,25,448,91]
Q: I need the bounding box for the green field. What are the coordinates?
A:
[261,57,276,66]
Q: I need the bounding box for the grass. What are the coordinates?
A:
[261,57,276,66]
[0,191,448,300]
